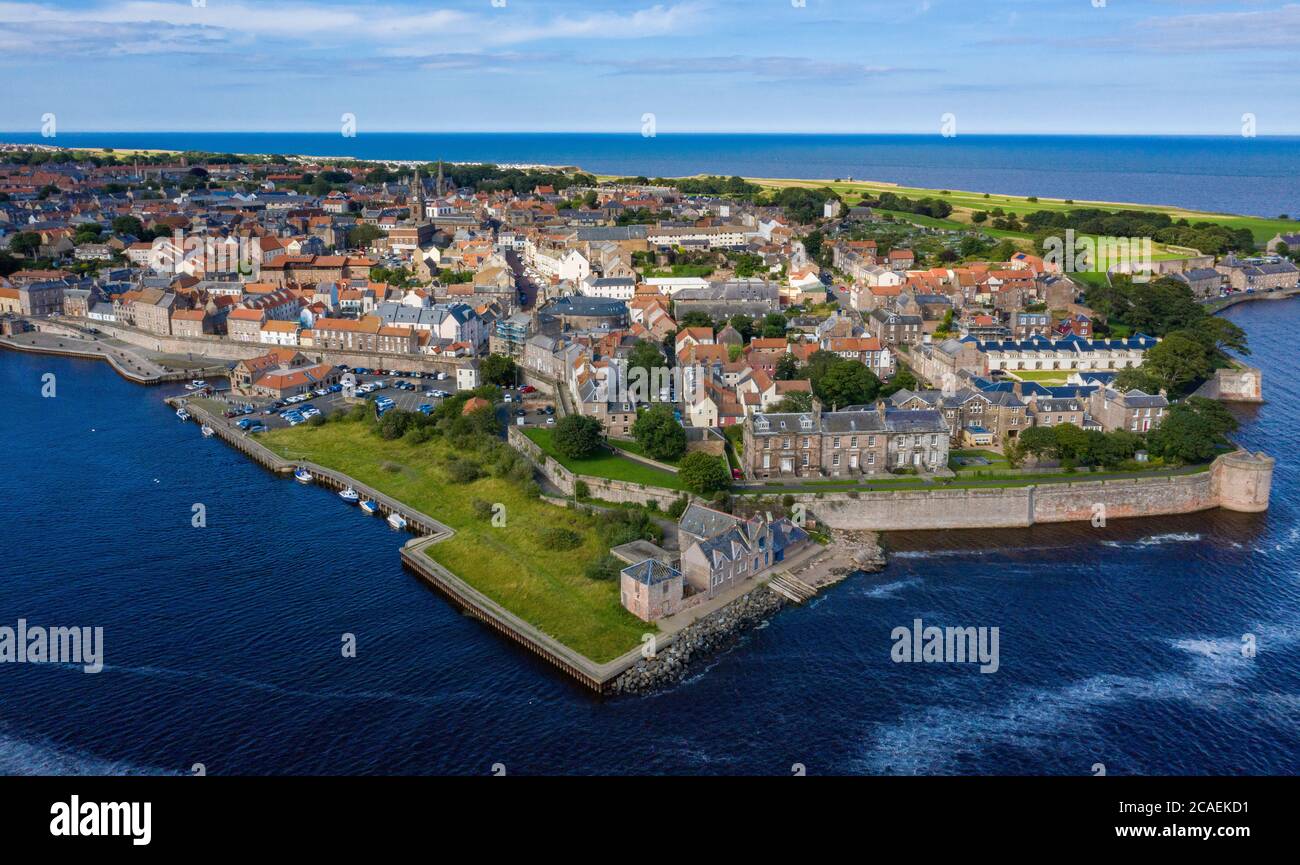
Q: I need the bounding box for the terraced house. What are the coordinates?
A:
[889,387,1029,449]
[743,400,950,479]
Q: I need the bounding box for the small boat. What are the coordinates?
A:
[175,408,191,421]
[294,467,313,484]
[200,424,215,438]
[338,487,360,504]
[360,499,379,516]
[185,380,207,391]
[387,512,407,531]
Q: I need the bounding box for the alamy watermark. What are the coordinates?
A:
[0,619,103,673]
[1043,228,1153,284]
[891,618,999,673]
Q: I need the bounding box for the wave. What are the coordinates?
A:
[856,622,1295,775]
[860,578,922,599]
[0,726,174,776]
[1100,532,1202,549]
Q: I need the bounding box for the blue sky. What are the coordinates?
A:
[2,0,1298,134]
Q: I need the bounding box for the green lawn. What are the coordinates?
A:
[1012,370,1072,384]
[261,418,652,662]
[748,176,1297,245]
[607,436,681,467]
[525,428,693,490]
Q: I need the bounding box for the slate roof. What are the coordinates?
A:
[678,502,741,540]
[621,559,682,587]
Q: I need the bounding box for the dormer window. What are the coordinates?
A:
[800,416,813,430]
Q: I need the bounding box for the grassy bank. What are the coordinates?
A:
[261,418,651,662]
[524,428,690,490]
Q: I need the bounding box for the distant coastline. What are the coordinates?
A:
[3,131,1298,217]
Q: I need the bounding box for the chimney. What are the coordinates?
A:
[812,396,823,423]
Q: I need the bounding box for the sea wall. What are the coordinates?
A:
[805,451,1273,531]
[510,423,1274,530]
[46,318,478,376]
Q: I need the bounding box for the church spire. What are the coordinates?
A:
[436,159,445,197]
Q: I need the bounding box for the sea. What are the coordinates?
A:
[0,299,1296,775]
[3,132,1299,218]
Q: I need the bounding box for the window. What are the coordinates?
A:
[832,454,840,467]
[833,437,841,449]
[867,453,875,465]
[783,438,791,449]
[802,437,810,449]
[802,453,810,467]
[850,436,858,448]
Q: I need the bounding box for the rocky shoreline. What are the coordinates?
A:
[608,529,888,696]
[608,585,788,696]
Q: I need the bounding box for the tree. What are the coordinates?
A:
[347,223,383,249]
[9,231,41,257]
[627,339,665,383]
[678,452,730,495]
[1113,365,1164,394]
[760,312,788,339]
[1195,316,1250,357]
[1146,397,1238,464]
[816,361,880,409]
[552,415,603,460]
[480,353,518,387]
[631,403,687,462]
[111,215,145,237]
[1051,423,1091,464]
[1144,331,1213,396]
[878,364,918,398]
[1016,426,1057,460]
[774,353,801,381]
[772,391,813,413]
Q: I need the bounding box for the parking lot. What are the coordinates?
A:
[206,369,556,434]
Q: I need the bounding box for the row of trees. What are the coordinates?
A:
[552,413,729,495]
[1020,207,1256,255]
[1008,398,1237,468]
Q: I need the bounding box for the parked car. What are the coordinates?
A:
[519,385,536,394]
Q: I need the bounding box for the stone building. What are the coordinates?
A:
[742,401,950,479]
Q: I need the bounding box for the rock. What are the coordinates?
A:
[610,586,787,696]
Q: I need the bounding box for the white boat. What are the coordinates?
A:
[360,499,379,516]
[175,408,191,421]
[294,467,313,484]
[185,380,207,390]
[200,424,215,438]
[387,512,407,531]
[339,487,360,504]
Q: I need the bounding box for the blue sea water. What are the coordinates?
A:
[3,132,1299,218]
[1,299,1298,775]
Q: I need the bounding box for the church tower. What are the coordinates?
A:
[410,169,426,220]
[435,160,446,197]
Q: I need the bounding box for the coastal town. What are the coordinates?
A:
[0,145,1285,689]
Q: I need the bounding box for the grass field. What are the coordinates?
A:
[261,418,651,662]
[525,428,692,490]
[1011,370,1073,384]
[597,171,1294,249]
[746,176,1296,245]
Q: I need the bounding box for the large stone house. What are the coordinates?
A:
[742,401,950,479]
[1088,387,1169,433]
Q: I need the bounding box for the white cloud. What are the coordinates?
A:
[0,1,706,55]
